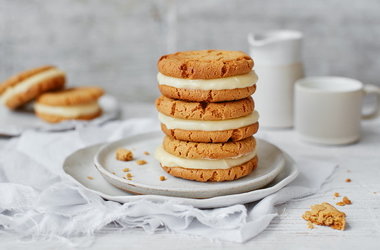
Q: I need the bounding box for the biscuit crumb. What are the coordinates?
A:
[87,176,94,180]
[307,221,314,229]
[336,196,352,206]
[345,178,351,183]
[123,174,133,181]
[144,151,150,155]
[160,176,167,181]
[302,202,346,230]
[342,196,352,205]
[334,192,340,197]
[112,172,116,175]
[122,168,130,172]
[136,160,147,165]
[116,148,133,161]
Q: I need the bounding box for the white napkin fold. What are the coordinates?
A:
[0,118,336,245]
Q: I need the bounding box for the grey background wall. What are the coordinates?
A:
[1,0,379,102]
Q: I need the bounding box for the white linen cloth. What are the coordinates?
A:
[0,118,336,245]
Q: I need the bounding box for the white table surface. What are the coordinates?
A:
[1,102,379,250]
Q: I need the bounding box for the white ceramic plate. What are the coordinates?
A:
[94,132,284,198]
[0,95,120,136]
[63,132,299,208]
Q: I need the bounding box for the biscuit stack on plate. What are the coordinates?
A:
[155,50,260,182]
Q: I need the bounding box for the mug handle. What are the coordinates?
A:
[362,84,380,119]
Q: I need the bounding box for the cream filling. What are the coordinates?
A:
[158,111,259,131]
[155,145,257,169]
[34,102,100,118]
[157,71,258,90]
[0,68,65,104]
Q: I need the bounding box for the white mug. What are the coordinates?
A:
[294,77,380,145]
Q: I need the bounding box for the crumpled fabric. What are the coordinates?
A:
[0,118,336,246]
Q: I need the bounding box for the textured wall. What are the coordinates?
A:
[1,0,379,102]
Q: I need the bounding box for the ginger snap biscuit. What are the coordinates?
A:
[163,136,256,159]
[302,202,346,230]
[161,122,259,143]
[158,50,253,79]
[158,108,259,143]
[154,143,258,182]
[0,65,66,109]
[155,95,255,121]
[158,84,256,103]
[34,86,104,123]
[157,50,257,102]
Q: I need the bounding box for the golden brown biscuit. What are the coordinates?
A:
[161,122,259,143]
[0,66,53,94]
[156,95,254,121]
[0,65,66,109]
[36,87,104,106]
[163,136,256,159]
[158,50,253,79]
[34,87,104,123]
[158,84,256,103]
[161,156,258,182]
[35,110,102,123]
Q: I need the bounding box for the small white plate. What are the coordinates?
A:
[63,132,299,208]
[0,95,120,136]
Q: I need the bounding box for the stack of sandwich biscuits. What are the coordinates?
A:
[155,50,259,182]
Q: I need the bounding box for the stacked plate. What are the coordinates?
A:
[63,131,298,208]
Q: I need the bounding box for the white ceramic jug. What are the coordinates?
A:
[248,30,304,128]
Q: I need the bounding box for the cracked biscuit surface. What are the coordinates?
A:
[163,136,256,159]
[161,156,258,182]
[161,122,259,143]
[158,84,256,103]
[155,95,254,121]
[157,50,253,80]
